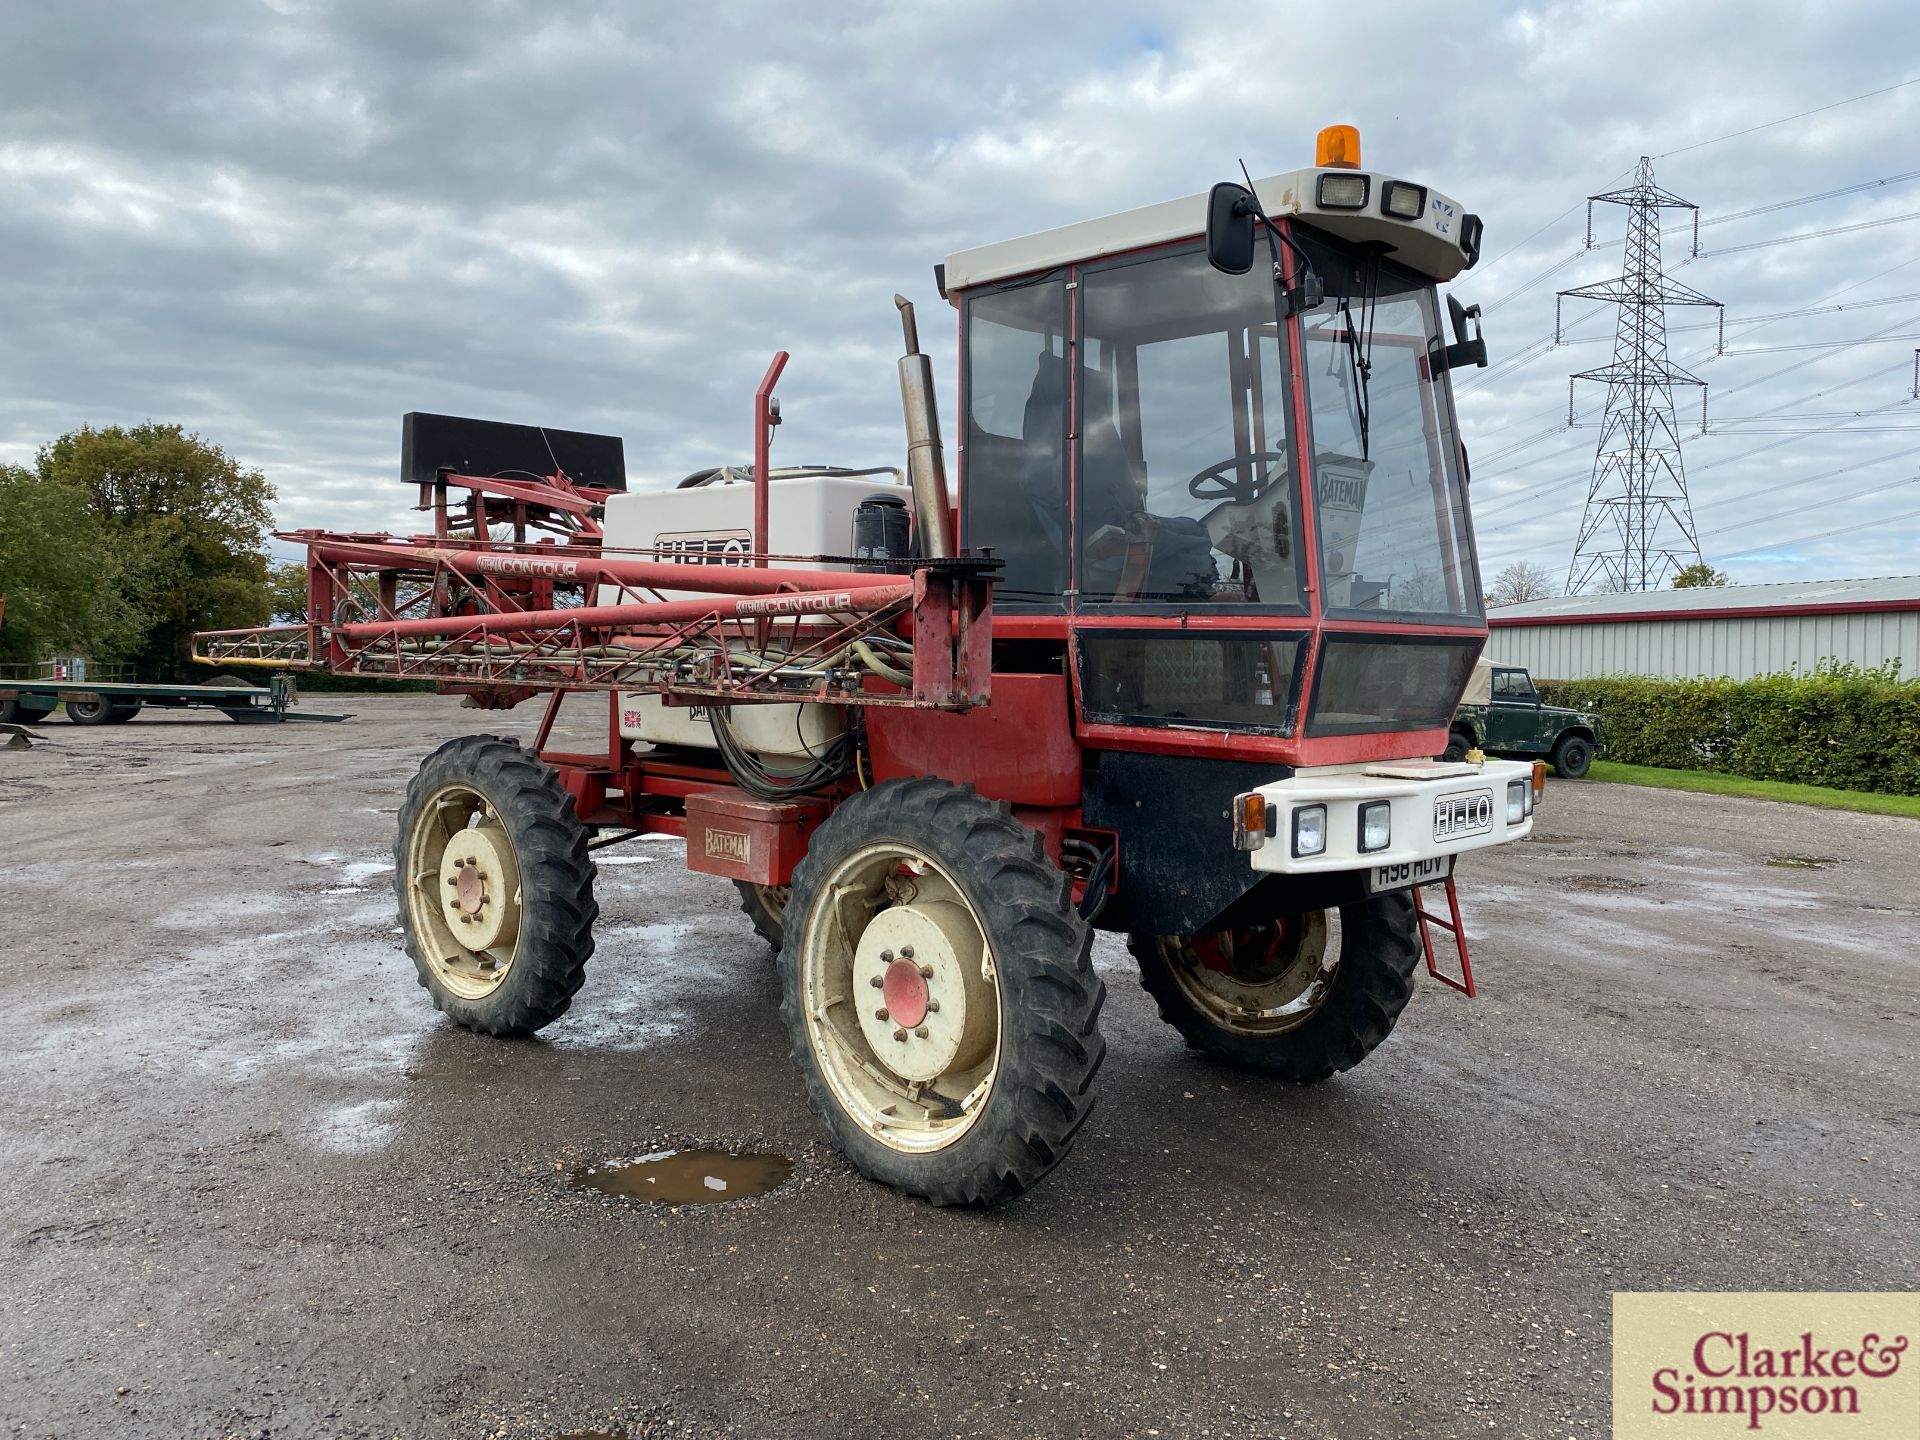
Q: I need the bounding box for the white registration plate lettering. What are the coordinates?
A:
[1432,788,1494,842]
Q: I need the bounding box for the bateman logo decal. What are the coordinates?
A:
[475,554,581,579]
[703,828,751,864]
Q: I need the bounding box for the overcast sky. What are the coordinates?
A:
[3,1,1916,590]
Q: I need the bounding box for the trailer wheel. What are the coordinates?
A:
[735,882,790,949]
[780,778,1106,1206]
[64,697,115,725]
[1552,733,1593,779]
[1129,894,1420,1081]
[0,699,54,725]
[105,703,141,724]
[395,735,597,1036]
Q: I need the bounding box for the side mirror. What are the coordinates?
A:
[1205,182,1257,275]
[1439,293,1487,371]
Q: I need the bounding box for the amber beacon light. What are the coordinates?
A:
[1315,124,1362,169]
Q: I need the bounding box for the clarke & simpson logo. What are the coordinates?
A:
[1614,1294,1916,1437]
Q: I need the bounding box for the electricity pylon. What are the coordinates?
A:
[1556,157,1723,593]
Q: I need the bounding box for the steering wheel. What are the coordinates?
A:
[1187,451,1288,503]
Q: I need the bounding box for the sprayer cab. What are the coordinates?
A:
[940,128,1493,775]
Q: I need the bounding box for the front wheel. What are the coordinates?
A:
[65,697,115,725]
[0,699,54,725]
[780,778,1106,1206]
[1130,894,1420,1081]
[1552,733,1594,779]
[395,735,598,1035]
[1442,728,1473,763]
[735,881,789,949]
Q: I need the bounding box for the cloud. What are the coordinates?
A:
[1,0,1916,585]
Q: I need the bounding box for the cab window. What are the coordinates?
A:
[961,277,1069,608]
[1492,669,1537,702]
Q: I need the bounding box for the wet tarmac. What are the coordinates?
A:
[0,695,1915,1438]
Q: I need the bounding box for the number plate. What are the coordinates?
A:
[1366,854,1454,894]
[1432,787,1494,842]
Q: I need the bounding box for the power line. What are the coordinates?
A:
[1697,210,1920,258]
[1717,501,1920,561]
[1653,76,1920,160]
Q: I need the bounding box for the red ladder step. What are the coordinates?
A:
[1412,874,1476,998]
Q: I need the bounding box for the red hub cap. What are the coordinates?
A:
[455,862,485,915]
[882,958,929,1028]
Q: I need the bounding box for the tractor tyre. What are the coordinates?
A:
[64,697,115,725]
[0,699,55,725]
[780,777,1106,1206]
[1130,894,1421,1082]
[394,734,597,1036]
[1442,728,1473,763]
[1552,733,1594,779]
[735,881,790,949]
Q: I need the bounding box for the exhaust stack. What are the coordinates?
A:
[894,295,955,560]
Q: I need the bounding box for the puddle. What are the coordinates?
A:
[1767,856,1838,870]
[570,1148,793,1205]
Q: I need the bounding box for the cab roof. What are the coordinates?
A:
[944,167,1478,298]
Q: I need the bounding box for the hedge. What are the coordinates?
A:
[1536,661,1920,797]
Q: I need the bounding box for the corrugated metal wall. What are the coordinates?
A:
[1488,610,1920,681]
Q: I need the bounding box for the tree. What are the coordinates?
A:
[0,465,148,667]
[1487,560,1556,607]
[37,424,276,679]
[1672,562,1731,589]
[268,560,310,625]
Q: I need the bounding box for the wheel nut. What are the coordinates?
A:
[445,876,458,888]
[892,1028,908,1042]
[914,1026,929,1039]
[875,1008,889,1021]
[926,999,940,1014]
[918,964,933,979]
[901,945,914,960]
[868,975,884,988]
[879,949,894,963]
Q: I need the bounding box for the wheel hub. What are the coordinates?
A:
[435,824,518,952]
[852,900,992,1084]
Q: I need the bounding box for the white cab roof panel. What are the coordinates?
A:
[945,168,1477,298]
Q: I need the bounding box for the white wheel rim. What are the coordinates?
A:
[798,842,1002,1154]
[404,782,525,1000]
[1160,911,1341,1036]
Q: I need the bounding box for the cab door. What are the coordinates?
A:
[1486,667,1547,753]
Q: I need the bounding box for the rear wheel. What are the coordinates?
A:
[0,699,54,725]
[395,735,598,1035]
[1130,894,1420,1081]
[735,881,790,949]
[65,697,115,725]
[1552,733,1593,779]
[105,703,141,723]
[1442,729,1473,763]
[780,778,1106,1205]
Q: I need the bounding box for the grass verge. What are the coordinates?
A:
[1588,760,1920,819]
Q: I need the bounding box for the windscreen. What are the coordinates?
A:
[1075,248,1304,609]
[1294,231,1481,623]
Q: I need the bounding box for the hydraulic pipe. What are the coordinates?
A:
[333,581,913,646]
[894,296,955,559]
[300,536,906,597]
[754,352,790,568]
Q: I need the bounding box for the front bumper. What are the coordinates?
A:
[1236,759,1538,875]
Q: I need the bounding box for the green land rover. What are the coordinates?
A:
[1444,659,1602,778]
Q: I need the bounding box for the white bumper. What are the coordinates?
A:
[1240,760,1537,875]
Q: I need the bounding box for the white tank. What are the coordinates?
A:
[600,469,912,758]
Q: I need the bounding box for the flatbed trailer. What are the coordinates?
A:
[0,672,350,725]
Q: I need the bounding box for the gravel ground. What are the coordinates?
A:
[1,695,1914,1439]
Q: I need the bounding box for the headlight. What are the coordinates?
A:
[1292,804,1328,858]
[1359,801,1391,853]
[1381,181,1426,220]
[1506,780,1527,825]
[1316,172,1369,211]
